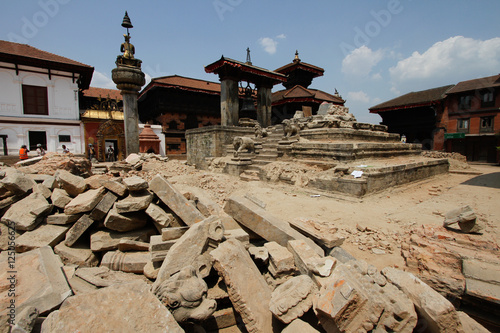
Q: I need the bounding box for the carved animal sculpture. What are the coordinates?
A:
[282,119,300,138]
[254,125,268,138]
[153,265,217,322]
[233,136,255,157]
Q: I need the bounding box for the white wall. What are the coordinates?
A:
[0,63,83,155]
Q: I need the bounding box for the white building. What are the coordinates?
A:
[0,40,93,156]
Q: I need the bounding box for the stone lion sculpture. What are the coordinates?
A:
[153,265,217,322]
[233,136,255,157]
[254,124,268,139]
[282,119,300,138]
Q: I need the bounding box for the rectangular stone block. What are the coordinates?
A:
[289,218,345,249]
[149,235,176,252]
[382,267,462,333]
[90,227,156,252]
[54,241,99,267]
[90,191,118,221]
[149,175,205,226]
[65,215,95,247]
[15,224,69,253]
[102,178,128,197]
[64,187,105,215]
[146,203,175,232]
[161,226,189,241]
[47,213,81,225]
[224,195,324,256]
[117,239,149,252]
[264,241,296,277]
[51,188,72,209]
[211,238,273,333]
[101,251,150,273]
[223,228,249,247]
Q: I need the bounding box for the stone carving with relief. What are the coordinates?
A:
[282,119,301,138]
[154,265,217,322]
[233,136,255,157]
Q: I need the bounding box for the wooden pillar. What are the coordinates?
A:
[220,78,239,126]
[256,86,272,127]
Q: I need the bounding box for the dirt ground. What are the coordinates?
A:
[139,159,500,271]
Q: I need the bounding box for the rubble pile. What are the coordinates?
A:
[0,157,492,332]
[421,151,470,170]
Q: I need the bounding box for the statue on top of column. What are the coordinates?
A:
[121,34,135,59]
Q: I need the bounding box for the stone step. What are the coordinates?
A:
[240,172,260,182]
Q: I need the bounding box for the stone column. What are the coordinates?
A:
[256,86,272,128]
[112,66,145,156]
[220,78,239,126]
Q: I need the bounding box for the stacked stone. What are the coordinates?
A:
[0,163,489,332]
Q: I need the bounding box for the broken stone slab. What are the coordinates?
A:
[1,193,53,231]
[264,241,296,277]
[1,169,36,195]
[224,195,324,256]
[115,189,153,213]
[123,175,148,192]
[0,223,21,251]
[102,178,128,197]
[149,174,205,226]
[89,191,117,221]
[282,318,320,333]
[51,188,72,209]
[55,169,87,197]
[0,246,73,316]
[465,278,500,305]
[33,183,52,199]
[42,175,57,190]
[75,266,151,288]
[248,246,269,264]
[90,227,156,252]
[456,311,490,333]
[46,213,82,225]
[177,183,221,217]
[103,206,148,232]
[54,241,99,267]
[84,174,111,189]
[143,261,160,280]
[149,235,176,252]
[0,194,22,211]
[201,307,238,332]
[224,228,250,247]
[161,226,189,241]
[146,203,175,233]
[153,215,225,290]
[382,267,464,333]
[444,205,476,227]
[288,240,336,287]
[64,215,95,247]
[463,258,500,286]
[211,238,273,333]
[328,246,357,264]
[64,187,106,215]
[270,275,318,324]
[118,239,150,252]
[315,262,417,333]
[41,281,183,333]
[289,218,345,248]
[125,153,142,165]
[10,305,39,333]
[15,224,69,253]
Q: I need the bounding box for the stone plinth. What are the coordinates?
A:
[185,125,253,168]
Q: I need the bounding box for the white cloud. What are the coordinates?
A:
[389,36,500,84]
[347,90,371,104]
[341,45,385,77]
[259,37,278,55]
[276,34,286,39]
[90,71,115,89]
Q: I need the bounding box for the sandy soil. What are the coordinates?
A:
[139,159,500,271]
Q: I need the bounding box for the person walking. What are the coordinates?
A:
[19,145,29,160]
[36,143,46,156]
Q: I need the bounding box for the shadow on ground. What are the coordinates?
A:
[461,172,500,189]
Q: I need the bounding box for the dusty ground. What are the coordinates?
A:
[137,159,500,271]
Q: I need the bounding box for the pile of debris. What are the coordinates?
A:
[421,151,471,170]
[0,156,491,332]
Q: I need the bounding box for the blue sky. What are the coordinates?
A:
[2,0,500,123]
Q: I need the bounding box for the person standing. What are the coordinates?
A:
[36,143,46,156]
[88,144,96,160]
[106,145,115,162]
[19,145,29,160]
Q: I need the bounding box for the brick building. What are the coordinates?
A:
[370,74,500,162]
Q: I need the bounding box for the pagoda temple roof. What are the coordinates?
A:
[272,85,345,106]
[205,56,287,86]
[275,59,324,77]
